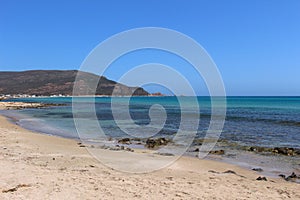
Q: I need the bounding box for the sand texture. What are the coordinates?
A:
[0,114,299,199]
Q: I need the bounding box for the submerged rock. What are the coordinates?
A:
[247,146,270,153]
[288,172,297,178]
[291,148,300,155]
[118,138,131,145]
[145,138,170,149]
[244,145,300,156]
[108,145,134,152]
[192,139,203,146]
[155,152,174,156]
[252,168,263,172]
[145,139,156,148]
[209,150,225,155]
[278,174,286,179]
[272,147,300,156]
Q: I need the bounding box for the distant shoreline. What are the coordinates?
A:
[2,95,300,100]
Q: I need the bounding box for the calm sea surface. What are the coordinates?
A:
[2,96,300,176]
[2,96,300,149]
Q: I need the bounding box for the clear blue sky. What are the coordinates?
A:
[1,0,300,95]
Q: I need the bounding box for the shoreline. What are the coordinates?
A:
[4,111,300,179]
[1,101,300,179]
[1,109,300,198]
[2,109,299,179]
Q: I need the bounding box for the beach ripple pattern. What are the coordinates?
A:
[72,27,226,173]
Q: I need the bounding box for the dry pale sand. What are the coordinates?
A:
[0,107,300,199]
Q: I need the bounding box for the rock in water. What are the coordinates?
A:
[289,172,297,178]
[279,172,300,182]
[285,172,297,181]
[118,138,131,145]
[209,150,225,155]
[278,174,286,179]
[273,147,297,156]
[145,138,170,148]
[145,138,156,148]
[252,168,263,172]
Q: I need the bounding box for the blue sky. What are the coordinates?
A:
[0,0,300,95]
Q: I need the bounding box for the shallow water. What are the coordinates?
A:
[2,96,300,176]
[3,96,300,147]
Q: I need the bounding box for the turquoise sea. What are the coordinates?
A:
[2,96,300,148]
[1,96,300,176]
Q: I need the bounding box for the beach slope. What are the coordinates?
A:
[0,114,299,199]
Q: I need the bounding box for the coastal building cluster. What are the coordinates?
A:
[0,93,165,100]
[0,94,69,100]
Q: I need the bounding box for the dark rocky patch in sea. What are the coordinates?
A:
[252,168,263,172]
[193,138,300,157]
[117,137,171,149]
[107,137,300,160]
[243,146,300,156]
[145,138,171,149]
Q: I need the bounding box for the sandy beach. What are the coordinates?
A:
[0,104,300,199]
